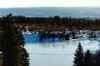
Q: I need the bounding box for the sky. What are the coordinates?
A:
[0,0,100,8]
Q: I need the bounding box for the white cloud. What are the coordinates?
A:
[0,0,100,8]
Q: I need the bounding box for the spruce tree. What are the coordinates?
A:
[2,14,17,66]
[84,50,92,66]
[73,42,84,66]
[95,50,100,66]
[1,14,28,66]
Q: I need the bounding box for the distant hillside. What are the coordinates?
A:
[0,7,100,18]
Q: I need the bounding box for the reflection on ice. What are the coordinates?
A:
[24,40,100,66]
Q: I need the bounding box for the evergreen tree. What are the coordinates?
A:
[84,50,92,66]
[2,14,17,66]
[73,42,84,66]
[95,50,100,66]
[1,14,28,66]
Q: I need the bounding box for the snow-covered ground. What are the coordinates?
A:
[24,40,100,66]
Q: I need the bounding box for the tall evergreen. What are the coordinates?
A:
[73,42,84,66]
[84,50,92,66]
[95,50,100,66]
[1,14,27,66]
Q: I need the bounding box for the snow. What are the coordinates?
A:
[23,31,100,66]
[24,40,100,66]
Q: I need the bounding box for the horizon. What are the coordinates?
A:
[1,6,100,9]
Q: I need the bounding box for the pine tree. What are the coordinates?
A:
[1,14,17,66]
[73,42,84,66]
[95,50,100,66]
[1,14,28,66]
[84,50,92,66]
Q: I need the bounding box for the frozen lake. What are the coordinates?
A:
[24,40,100,66]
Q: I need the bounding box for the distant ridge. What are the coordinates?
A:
[0,7,100,18]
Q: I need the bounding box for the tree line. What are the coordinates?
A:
[0,15,100,30]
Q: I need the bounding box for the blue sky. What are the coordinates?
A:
[0,0,100,8]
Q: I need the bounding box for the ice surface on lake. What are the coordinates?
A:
[24,40,100,66]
